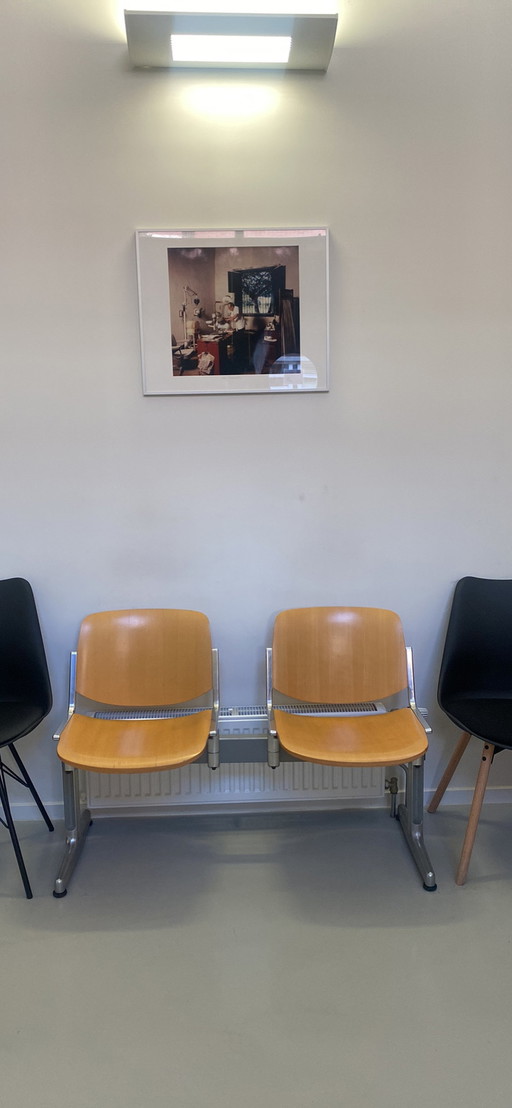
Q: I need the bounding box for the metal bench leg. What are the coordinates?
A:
[397,758,437,890]
[53,765,91,898]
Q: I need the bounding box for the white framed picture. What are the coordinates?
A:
[135,227,329,395]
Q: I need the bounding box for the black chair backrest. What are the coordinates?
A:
[0,578,52,723]
[439,576,512,704]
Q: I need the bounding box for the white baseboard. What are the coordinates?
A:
[7,793,389,822]
[4,800,65,822]
[7,783,512,822]
[82,785,512,819]
[425,785,512,808]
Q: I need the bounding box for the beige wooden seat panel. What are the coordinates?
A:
[274,706,428,767]
[74,608,213,706]
[272,606,408,705]
[57,709,212,773]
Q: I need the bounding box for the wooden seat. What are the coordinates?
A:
[267,607,436,889]
[53,608,219,896]
[57,711,214,774]
[274,707,427,767]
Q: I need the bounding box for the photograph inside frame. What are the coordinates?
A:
[169,243,301,379]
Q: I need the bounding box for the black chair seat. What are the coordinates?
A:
[443,696,512,749]
[0,702,49,746]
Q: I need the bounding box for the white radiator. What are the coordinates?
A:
[86,706,386,814]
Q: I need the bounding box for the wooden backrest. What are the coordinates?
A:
[272,607,408,703]
[75,609,212,706]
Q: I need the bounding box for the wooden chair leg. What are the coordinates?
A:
[427,731,472,813]
[456,742,494,886]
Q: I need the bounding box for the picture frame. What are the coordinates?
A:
[135,227,329,395]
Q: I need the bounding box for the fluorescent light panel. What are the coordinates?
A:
[125,10,338,70]
[171,34,292,64]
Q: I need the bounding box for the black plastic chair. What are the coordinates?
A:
[428,576,512,884]
[0,578,54,898]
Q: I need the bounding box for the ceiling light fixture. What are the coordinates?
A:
[124,9,338,71]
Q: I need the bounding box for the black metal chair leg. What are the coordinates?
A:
[0,763,33,899]
[8,743,54,831]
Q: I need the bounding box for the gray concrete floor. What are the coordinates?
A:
[1,804,512,1108]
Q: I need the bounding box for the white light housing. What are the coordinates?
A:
[125,10,338,71]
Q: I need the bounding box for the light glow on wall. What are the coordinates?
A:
[179,82,280,118]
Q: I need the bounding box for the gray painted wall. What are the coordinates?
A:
[2,0,511,807]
